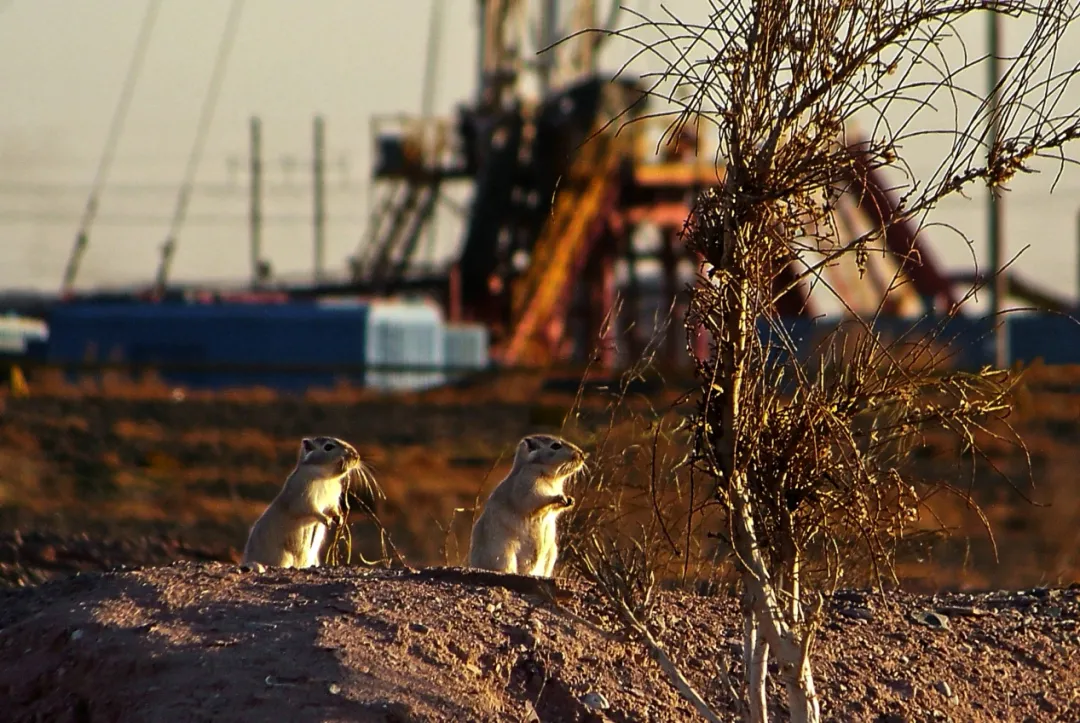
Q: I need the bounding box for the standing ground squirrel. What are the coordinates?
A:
[241,436,377,569]
[468,434,585,577]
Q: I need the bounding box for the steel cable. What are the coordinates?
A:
[60,0,162,292]
[154,0,245,292]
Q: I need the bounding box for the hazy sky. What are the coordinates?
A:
[2,0,1080,308]
[0,0,480,289]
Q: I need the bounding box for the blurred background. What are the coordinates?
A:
[0,1,1079,593]
[1,0,1078,304]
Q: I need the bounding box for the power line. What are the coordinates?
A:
[0,211,370,227]
[61,0,162,293]
[0,153,268,168]
[0,181,367,197]
[154,0,245,291]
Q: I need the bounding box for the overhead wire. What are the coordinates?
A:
[153,0,245,292]
[0,180,367,197]
[1,211,371,227]
[60,0,162,293]
[419,0,445,264]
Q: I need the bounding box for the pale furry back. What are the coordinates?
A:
[468,434,585,577]
[241,436,365,568]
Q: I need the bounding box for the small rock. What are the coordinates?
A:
[910,611,950,630]
[833,590,869,605]
[839,607,874,622]
[1036,692,1058,714]
[935,605,990,618]
[465,663,483,677]
[581,692,610,711]
[934,681,952,698]
[69,629,84,642]
[327,683,341,695]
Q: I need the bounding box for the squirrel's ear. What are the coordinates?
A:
[301,438,315,455]
[523,436,539,453]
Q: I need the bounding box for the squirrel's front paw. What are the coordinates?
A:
[559,494,576,509]
[318,510,344,528]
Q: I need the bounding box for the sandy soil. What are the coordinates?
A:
[0,561,1077,722]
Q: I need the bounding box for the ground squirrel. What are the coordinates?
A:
[241,436,377,569]
[468,434,585,577]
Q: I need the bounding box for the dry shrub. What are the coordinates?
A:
[552,308,735,610]
[555,0,1080,718]
[561,401,726,609]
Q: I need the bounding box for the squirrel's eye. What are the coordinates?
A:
[323,442,335,452]
[550,442,562,450]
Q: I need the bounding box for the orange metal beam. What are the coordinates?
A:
[633,162,725,187]
[618,203,693,227]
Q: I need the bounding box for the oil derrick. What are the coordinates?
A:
[351,1,986,371]
[458,78,645,365]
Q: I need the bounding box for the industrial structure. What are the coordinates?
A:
[334,0,984,368]
[6,0,1077,386]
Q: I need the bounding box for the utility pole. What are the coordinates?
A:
[420,0,444,264]
[987,9,1008,368]
[576,0,596,76]
[538,0,558,94]
[249,116,263,287]
[313,115,326,283]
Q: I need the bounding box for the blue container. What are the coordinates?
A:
[763,312,1080,370]
[1008,313,1080,366]
[44,301,370,391]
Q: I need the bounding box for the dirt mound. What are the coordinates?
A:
[1,563,1077,722]
[0,530,232,588]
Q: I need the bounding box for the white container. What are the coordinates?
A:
[365,301,446,391]
[444,323,490,382]
[0,314,48,354]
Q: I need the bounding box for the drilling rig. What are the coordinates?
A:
[19,0,1078,387]
[343,0,986,370]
